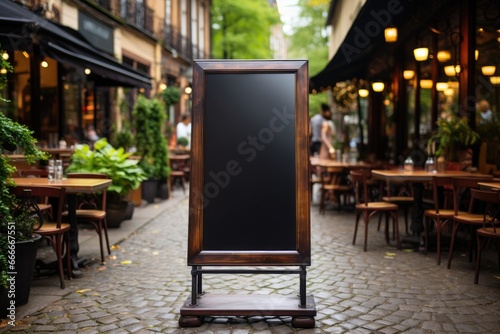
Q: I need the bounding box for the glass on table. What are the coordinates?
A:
[55,159,63,181]
[48,159,55,181]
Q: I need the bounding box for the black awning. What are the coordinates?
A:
[310,0,414,92]
[0,1,151,88]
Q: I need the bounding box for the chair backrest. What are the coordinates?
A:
[383,178,413,197]
[66,173,109,210]
[18,168,49,177]
[323,166,347,185]
[469,188,500,229]
[11,186,65,228]
[451,176,494,214]
[350,168,372,206]
[429,176,454,213]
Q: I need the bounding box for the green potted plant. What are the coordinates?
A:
[113,125,134,153]
[66,138,147,227]
[133,96,171,202]
[160,85,181,109]
[0,51,48,318]
[427,112,479,168]
[150,98,171,199]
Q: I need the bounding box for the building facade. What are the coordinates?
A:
[0,0,210,147]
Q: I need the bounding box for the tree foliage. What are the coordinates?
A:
[286,0,330,77]
[211,0,280,59]
[283,0,330,114]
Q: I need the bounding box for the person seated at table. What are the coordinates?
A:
[176,113,191,149]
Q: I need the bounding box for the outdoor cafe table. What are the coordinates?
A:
[371,170,491,237]
[13,177,112,269]
[310,157,383,169]
[478,182,500,190]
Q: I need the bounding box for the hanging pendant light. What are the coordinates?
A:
[372,82,385,92]
[384,26,398,43]
[414,47,429,61]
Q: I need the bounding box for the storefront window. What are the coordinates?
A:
[62,70,83,146]
[40,57,59,146]
[7,52,59,147]
[475,0,499,125]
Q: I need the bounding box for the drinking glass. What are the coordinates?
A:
[48,159,55,182]
[55,159,63,181]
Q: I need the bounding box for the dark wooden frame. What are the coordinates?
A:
[187,59,310,267]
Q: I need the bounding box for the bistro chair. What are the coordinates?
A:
[63,173,111,263]
[319,166,353,213]
[17,168,53,220]
[169,159,186,193]
[423,176,455,265]
[380,178,413,235]
[446,175,494,269]
[474,189,500,284]
[350,169,400,252]
[11,186,71,289]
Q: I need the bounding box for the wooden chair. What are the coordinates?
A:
[423,176,455,265]
[446,175,494,269]
[319,166,353,213]
[11,186,71,288]
[63,173,111,263]
[169,159,186,193]
[380,178,413,235]
[474,189,500,284]
[17,168,53,220]
[350,169,400,252]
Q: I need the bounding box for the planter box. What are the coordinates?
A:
[1,234,42,319]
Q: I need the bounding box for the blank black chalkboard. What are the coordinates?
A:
[203,73,296,251]
[188,60,310,266]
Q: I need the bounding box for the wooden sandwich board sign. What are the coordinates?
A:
[179,60,315,328]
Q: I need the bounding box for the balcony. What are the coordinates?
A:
[161,23,208,61]
[119,0,153,34]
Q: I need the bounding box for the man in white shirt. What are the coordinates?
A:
[176,113,191,148]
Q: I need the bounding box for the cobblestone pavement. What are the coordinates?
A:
[2,194,500,333]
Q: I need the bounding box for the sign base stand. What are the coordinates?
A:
[179,294,316,328]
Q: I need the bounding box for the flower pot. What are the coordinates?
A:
[106,201,128,228]
[1,233,42,319]
[141,179,158,204]
[156,180,169,200]
[124,201,135,220]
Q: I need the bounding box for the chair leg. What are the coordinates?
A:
[54,234,65,289]
[423,217,429,255]
[403,206,409,235]
[103,219,111,256]
[474,234,485,284]
[65,232,72,280]
[363,211,369,252]
[392,211,400,249]
[97,222,105,263]
[436,218,442,265]
[384,213,390,244]
[353,212,361,245]
[319,188,326,214]
[497,239,500,272]
[447,221,460,269]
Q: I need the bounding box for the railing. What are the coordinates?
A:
[160,23,208,60]
[118,0,153,34]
